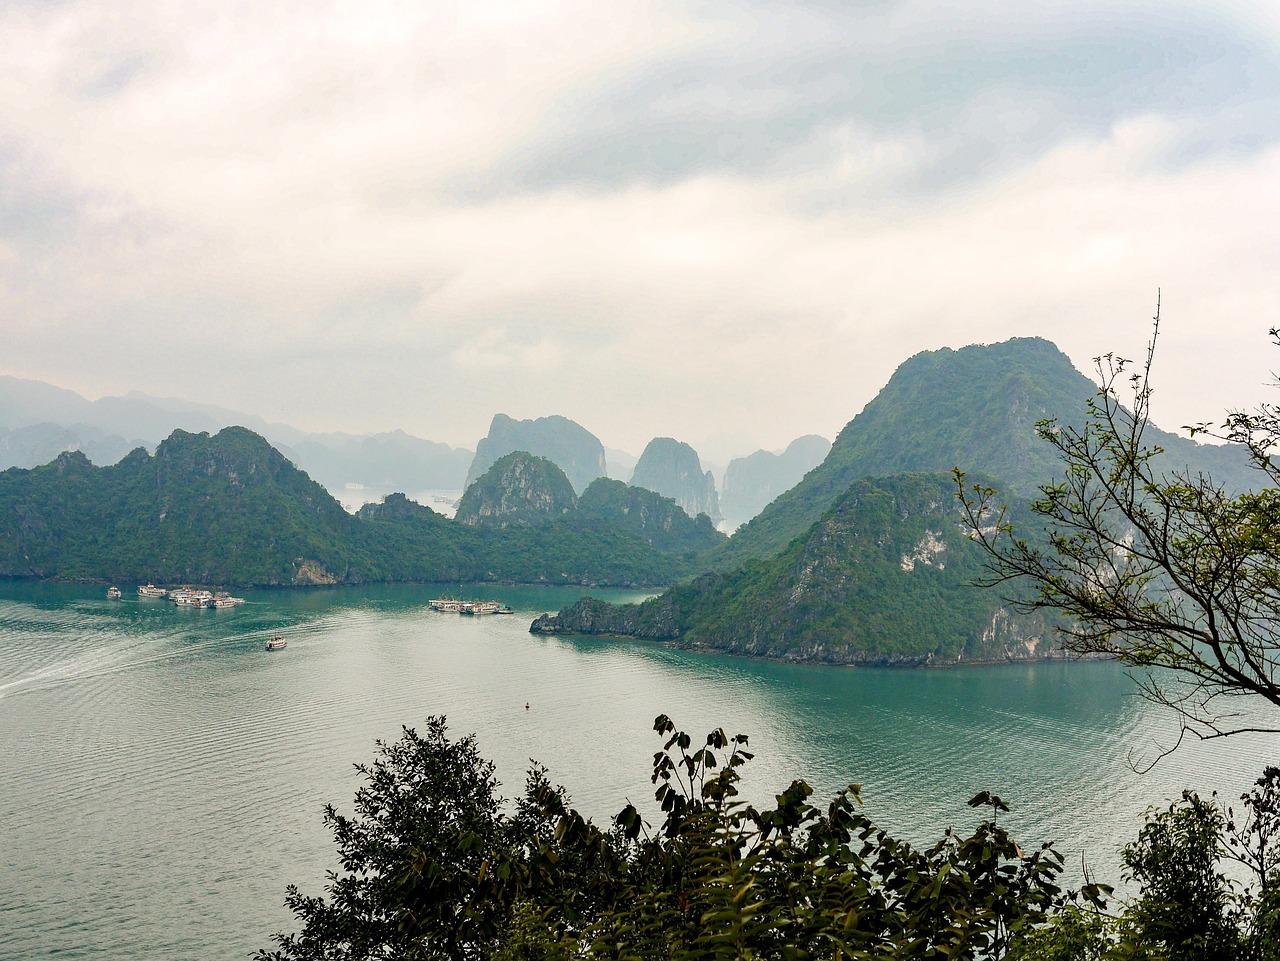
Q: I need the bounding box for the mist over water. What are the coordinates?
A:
[2,582,1276,960]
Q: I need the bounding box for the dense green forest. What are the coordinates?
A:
[533,473,1056,665]
[713,337,1256,571]
[577,477,724,555]
[455,451,580,527]
[0,428,708,588]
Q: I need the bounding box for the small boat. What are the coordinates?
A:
[106,586,122,600]
[265,636,287,651]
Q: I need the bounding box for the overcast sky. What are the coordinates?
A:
[2,0,1278,461]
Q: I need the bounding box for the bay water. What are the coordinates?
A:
[2,582,1277,959]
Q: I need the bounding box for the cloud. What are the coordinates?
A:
[0,0,1276,456]
[471,0,1280,196]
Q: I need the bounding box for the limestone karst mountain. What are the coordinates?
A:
[711,337,1255,571]
[628,437,721,525]
[533,472,1056,665]
[577,478,725,555]
[719,434,831,530]
[455,452,578,527]
[465,414,607,495]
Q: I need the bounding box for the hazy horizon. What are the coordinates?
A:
[3,1,1277,456]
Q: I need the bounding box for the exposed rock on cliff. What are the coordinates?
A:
[628,437,721,525]
[466,414,606,495]
[532,472,1059,666]
[712,337,1256,571]
[455,451,578,527]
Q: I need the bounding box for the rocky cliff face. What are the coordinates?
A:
[455,451,578,527]
[720,435,830,530]
[628,437,721,525]
[465,414,607,495]
[531,472,1060,666]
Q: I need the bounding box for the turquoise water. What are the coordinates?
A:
[1,582,1277,960]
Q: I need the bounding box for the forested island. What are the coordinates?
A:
[0,336,1254,667]
[0,428,719,588]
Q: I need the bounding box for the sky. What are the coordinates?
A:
[2,0,1279,463]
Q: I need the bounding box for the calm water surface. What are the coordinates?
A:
[2,582,1277,960]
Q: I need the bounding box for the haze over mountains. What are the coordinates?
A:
[0,335,1259,665]
[629,437,722,526]
[1,374,828,529]
[719,435,831,530]
[0,375,475,493]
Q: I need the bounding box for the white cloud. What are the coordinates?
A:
[0,0,1276,457]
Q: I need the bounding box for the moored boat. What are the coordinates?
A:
[137,583,168,598]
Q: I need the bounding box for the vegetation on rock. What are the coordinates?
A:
[0,427,363,586]
[577,477,725,555]
[715,337,1256,572]
[0,429,702,588]
[466,414,607,495]
[629,436,722,525]
[534,472,1055,665]
[456,452,578,528]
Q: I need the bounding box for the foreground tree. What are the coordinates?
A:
[258,716,1100,960]
[956,302,1280,743]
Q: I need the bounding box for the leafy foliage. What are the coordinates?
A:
[956,317,1280,740]
[259,715,1105,961]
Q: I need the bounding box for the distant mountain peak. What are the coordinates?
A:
[465,414,606,495]
[629,437,721,525]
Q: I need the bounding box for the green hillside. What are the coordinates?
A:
[0,427,363,584]
[455,451,578,527]
[577,478,725,555]
[533,472,1057,665]
[0,429,702,587]
[712,337,1255,570]
[356,493,692,587]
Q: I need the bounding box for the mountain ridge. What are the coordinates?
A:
[709,336,1255,570]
